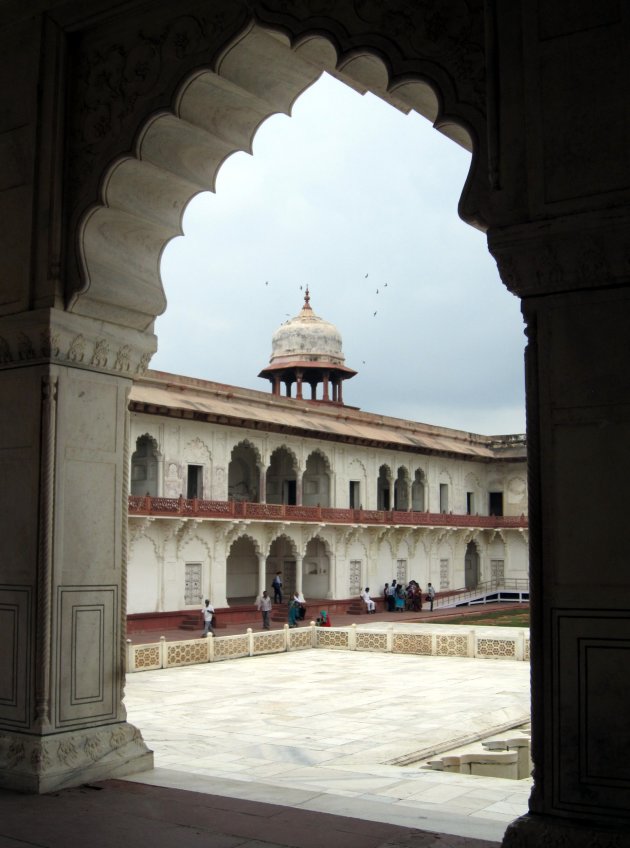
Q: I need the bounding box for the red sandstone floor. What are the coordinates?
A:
[126,603,524,643]
[0,779,502,848]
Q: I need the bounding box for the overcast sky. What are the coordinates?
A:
[153,72,526,436]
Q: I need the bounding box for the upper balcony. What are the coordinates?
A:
[128,496,528,529]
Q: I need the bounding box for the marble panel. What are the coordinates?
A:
[56,585,118,728]
[0,585,32,728]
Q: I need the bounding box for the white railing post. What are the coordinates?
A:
[159,635,166,669]
[387,625,394,652]
[516,631,525,661]
[207,633,214,663]
[467,630,475,658]
[348,623,357,651]
[247,627,254,656]
[284,623,289,651]
[126,639,134,673]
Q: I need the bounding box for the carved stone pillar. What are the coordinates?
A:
[0,309,154,792]
[257,554,266,596]
[295,554,303,594]
[490,220,630,846]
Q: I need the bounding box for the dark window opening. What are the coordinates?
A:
[489,491,503,516]
[187,465,203,499]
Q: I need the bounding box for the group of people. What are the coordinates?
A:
[203,572,435,636]
[381,580,435,612]
[258,571,308,629]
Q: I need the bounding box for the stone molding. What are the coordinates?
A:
[0,309,156,378]
[488,210,630,299]
[0,722,153,794]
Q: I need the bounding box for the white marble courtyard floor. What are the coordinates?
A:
[124,625,531,844]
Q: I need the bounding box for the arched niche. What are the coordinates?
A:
[131,433,160,496]
[302,449,331,508]
[226,534,260,603]
[228,439,261,502]
[266,445,299,505]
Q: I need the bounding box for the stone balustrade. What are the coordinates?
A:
[128,495,528,529]
[127,624,530,672]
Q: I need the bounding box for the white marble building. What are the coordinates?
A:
[128,294,528,614]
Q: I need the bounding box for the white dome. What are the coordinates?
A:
[269,292,345,367]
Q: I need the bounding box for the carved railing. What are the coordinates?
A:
[128,495,528,528]
[127,623,531,673]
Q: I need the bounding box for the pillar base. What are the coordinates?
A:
[0,722,153,793]
[503,814,630,848]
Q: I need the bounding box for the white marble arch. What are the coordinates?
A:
[3,5,630,846]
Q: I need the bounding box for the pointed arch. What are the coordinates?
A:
[377,463,393,511]
[266,445,299,505]
[302,534,331,599]
[302,448,331,507]
[394,465,410,511]
[131,433,161,496]
[229,439,262,502]
[412,467,427,511]
[226,533,261,603]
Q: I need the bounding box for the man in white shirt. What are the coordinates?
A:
[361,587,376,613]
[257,590,273,630]
[201,599,215,636]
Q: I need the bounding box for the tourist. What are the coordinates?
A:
[407,581,421,611]
[386,579,397,612]
[288,592,300,627]
[296,589,307,620]
[395,583,406,612]
[272,571,283,603]
[427,582,436,611]
[256,589,272,630]
[201,599,215,636]
[316,610,331,627]
[360,587,376,613]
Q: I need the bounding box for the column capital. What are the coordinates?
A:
[488,208,630,299]
[0,308,156,378]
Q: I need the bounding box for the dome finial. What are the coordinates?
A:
[303,286,311,310]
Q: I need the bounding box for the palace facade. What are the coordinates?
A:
[127,294,527,616]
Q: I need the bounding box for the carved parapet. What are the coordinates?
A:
[0,308,156,378]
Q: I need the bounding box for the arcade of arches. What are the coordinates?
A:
[125,364,528,614]
[1,3,630,847]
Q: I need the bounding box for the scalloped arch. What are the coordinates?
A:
[228,532,262,557]
[267,531,299,558]
[69,16,482,332]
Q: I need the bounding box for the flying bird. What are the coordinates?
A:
[373,311,377,317]
[384,282,388,287]
[365,273,369,278]
[265,281,269,286]
[376,288,379,294]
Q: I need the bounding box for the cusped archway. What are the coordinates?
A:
[66,17,483,337]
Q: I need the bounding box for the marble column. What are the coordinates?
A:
[257,554,266,596]
[295,554,303,594]
[0,308,154,792]
[490,223,630,847]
